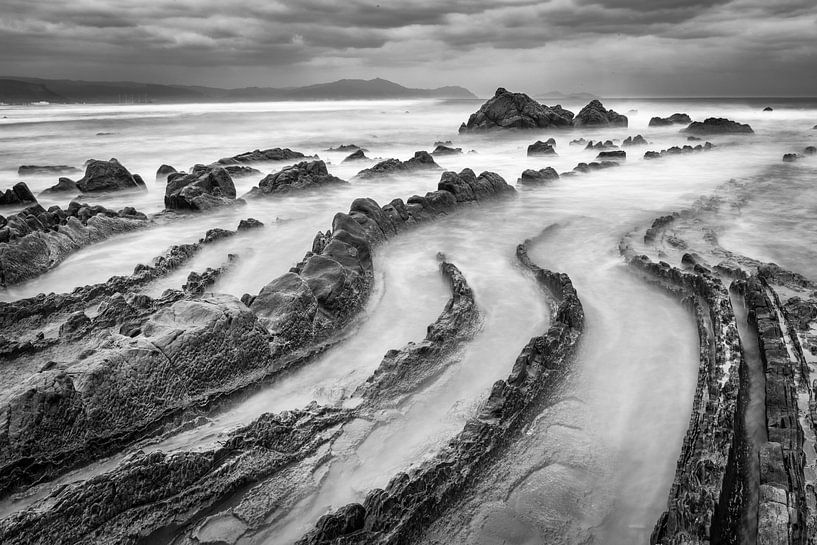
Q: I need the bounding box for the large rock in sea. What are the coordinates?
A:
[527,140,557,156]
[70,158,146,193]
[518,167,559,185]
[218,148,309,164]
[165,166,237,210]
[354,151,441,179]
[572,100,628,128]
[0,182,37,205]
[649,113,692,126]
[458,88,574,132]
[246,160,347,197]
[682,117,754,135]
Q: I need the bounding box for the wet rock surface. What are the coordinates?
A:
[683,117,754,135]
[165,165,238,210]
[354,151,440,179]
[458,87,574,131]
[0,182,36,205]
[69,158,146,193]
[247,160,347,197]
[527,140,557,156]
[572,99,628,128]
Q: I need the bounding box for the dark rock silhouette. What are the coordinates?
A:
[41,177,79,194]
[622,135,648,146]
[218,147,310,164]
[527,140,557,156]
[165,165,237,210]
[683,117,754,135]
[246,160,347,197]
[342,149,369,162]
[354,151,441,179]
[648,113,692,126]
[66,158,146,193]
[763,106,774,111]
[597,150,626,160]
[0,182,37,205]
[431,144,462,156]
[458,87,574,132]
[518,167,559,185]
[155,164,177,181]
[572,99,628,128]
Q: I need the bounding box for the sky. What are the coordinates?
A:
[0,0,815,97]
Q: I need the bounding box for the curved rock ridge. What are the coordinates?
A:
[296,241,584,545]
[0,169,515,496]
[0,182,36,205]
[165,165,239,211]
[682,118,754,135]
[17,165,81,177]
[0,256,483,544]
[50,158,146,194]
[353,151,440,179]
[518,167,559,185]
[649,113,692,127]
[644,142,714,160]
[217,147,311,164]
[572,99,628,128]
[245,160,348,197]
[458,87,574,132]
[0,202,149,287]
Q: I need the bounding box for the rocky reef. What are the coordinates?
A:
[0,202,148,286]
[683,118,754,135]
[246,160,347,197]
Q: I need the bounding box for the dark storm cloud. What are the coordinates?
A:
[0,0,814,95]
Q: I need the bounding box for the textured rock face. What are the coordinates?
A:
[218,147,309,164]
[248,160,347,196]
[0,182,36,205]
[518,167,559,185]
[649,113,692,126]
[71,158,146,193]
[572,99,628,128]
[431,144,462,156]
[527,140,557,156]
[597,150,626,160]
[297,242,583,545]
[458,87,574,132]
[683,117,754,135]
[354,151,441,179]
[165,165,237,210]
[0,202,148,286]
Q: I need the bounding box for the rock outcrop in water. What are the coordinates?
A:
[65,158,146,193]
[155,163,177,181]
[527,140,557,156]
[683,117,754,135]
[644,142,714,159]
[0,202,149,286]
[342,149,369,162]
[648,113,692,127]
[622,134,648,146]
[165,165,238,210]
[41,177,80,194]
[0,168,515,499]
[245,160,347,197]
[518,167,559,185]
[218,147,310,164]
[572,99,628,128]
[354,151,440,179]
[0,182,36,205]
[17,165,81,176]
[431,144,462,156]
[597,150,626,160]
[458,88,574,132]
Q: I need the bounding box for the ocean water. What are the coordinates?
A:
[1,97,816,543]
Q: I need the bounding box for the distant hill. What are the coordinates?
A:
[0,76,476,104]
[535,90,599,102]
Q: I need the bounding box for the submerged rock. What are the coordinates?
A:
[17,165,81,176]
[354,151,441,179]
[763,106,774,111]
[517,167,559,185]
[0,182,37,205]
[596,150,626,160]
[526,140,557,156]
[458,87,574,132]
[783,153,799,162]
[247,160,347,197]
[570,138,587,146]
[326,144,365,152]
[648,113,692,126]
[682,117,754,135]
[572,99,628,128]
[165,166,237,210]
[584,139,618,150]
[803,146,816,155]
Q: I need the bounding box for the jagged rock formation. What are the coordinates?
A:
[0,169,515,499]
[342,149,369,162]
[0,182,36,205]
[245,160,347,197]
[17,165,81,176]
[354,151,440,179]
[649,113,692,127]
[622,135,648,146]
[585,139,618,150]
[683,118,754,135]
[572,99,628,128]
[431,144,462,156]
[0,202,149,286]
[218,147,310,164]
[458,88,574,132]
[518,167,559,185]
[164,165,238,210]
[527,140,557,156]
[56,158,146,193]
[297,242,583,545]
[644,142,714,160]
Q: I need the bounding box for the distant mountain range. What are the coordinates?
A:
[534,90,599,101]
[0,76,476,104]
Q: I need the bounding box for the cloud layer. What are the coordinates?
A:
[0,0,814,96]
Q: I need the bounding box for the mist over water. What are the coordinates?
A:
[1,97,816,543]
